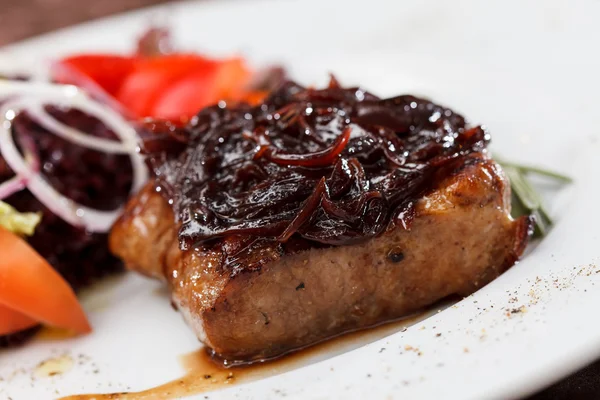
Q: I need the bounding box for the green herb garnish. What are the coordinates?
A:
[498,160,572,237]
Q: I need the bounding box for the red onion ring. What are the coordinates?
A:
[0,175,26,200]
[0,81,147,233]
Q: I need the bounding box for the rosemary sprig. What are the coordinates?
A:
[498,160,572,237]
[497,160,573,183]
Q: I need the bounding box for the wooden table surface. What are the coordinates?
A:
[0,0,597,398]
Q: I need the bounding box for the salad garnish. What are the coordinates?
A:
[0,200,41,236]
[499,159,572,237]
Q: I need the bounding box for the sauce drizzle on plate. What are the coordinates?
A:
[60,306,447,400]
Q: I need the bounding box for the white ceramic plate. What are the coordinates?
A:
[2,0,600,399]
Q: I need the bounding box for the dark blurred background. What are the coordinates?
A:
[0,0,176,46]
[0,0,598,398]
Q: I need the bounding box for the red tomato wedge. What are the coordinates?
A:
[243,90,270,106]
[0,227,91,334]
[54,54,137,97]
[211,58,253,100]
[152,58,252,120]
[151,69,218,120]
[117,54,220,118]
[54,52,259,121]
[0,304,37,336]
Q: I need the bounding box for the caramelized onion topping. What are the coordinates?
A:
[144,80,489,250]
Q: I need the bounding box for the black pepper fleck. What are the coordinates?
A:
[388,249,405,263]
[261,311,270,325]
[295,282,305,291]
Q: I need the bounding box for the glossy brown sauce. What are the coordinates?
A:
[60,303,451,400]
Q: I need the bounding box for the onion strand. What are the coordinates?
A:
[0,80,147,233]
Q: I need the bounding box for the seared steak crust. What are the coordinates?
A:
[111,154,531,362]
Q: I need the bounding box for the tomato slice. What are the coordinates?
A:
[211,58,253,100]
[117,54,220,118]
[0,227,91,334]
[150,69,218,120]
[0,304,38,336]
[242,90,269,106]
[54,54,137,97]
[151,58,252,120]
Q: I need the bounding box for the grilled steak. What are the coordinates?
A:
[110,80,531,363]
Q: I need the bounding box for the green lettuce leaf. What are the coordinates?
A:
[0,201,41,236]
